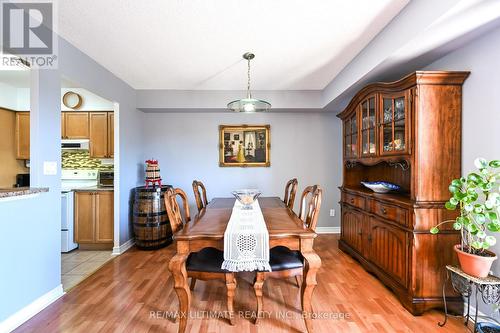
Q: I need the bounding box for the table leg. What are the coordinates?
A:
[300,240,321,333]
[169,253,190,333]
[253,272,265,325]
[225,273,237,326]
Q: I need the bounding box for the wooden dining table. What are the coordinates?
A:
[168,197,321,333]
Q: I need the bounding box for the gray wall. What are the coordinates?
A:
[0,36,143,325]
[424,25,500,318]
[141,112,343,229]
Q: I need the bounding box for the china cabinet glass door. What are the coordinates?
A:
[344,112,358,158]
[380,93,408,155]
[361,96,377,156]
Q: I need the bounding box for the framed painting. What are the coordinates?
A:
[219,124,270,167]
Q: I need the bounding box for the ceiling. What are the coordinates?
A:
[57,0,409,90]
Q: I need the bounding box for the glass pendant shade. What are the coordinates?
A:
[227,98,271,113]
[227,52,271,112]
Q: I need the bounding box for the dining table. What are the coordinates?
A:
[168,197,321,333]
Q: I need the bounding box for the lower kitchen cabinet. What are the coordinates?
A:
[74,190,114,247]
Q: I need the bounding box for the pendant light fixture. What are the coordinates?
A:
[227,52,271,112]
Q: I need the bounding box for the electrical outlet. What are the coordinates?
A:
[329,209,335,217]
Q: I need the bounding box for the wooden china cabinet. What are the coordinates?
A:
[337,71,470,315]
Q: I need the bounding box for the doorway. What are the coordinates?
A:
[59,78,118,291]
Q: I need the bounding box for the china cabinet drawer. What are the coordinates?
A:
[343,193,365,210]
[370,200,407,226]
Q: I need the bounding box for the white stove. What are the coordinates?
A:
[61,169,98,252]
[61,169,98,192]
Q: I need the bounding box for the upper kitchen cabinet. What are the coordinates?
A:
[15,112,30,160]
[62,112,89,139]
[107,112,114,158]
[89,112,108,158]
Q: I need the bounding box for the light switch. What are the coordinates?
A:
[43,161,58,175]
[329,209,336,217]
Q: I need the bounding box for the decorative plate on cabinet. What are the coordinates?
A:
[360,181,400,193]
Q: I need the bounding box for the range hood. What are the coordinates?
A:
[61,139,90,150]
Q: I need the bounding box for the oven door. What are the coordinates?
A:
[61,191,78,252]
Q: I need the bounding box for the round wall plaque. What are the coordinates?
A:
[62,91,83,109]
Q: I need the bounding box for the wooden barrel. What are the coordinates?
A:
[132,185,172,250]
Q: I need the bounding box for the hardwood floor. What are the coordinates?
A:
[15,235,467,332]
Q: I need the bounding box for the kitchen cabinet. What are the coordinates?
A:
[74,191,95,243]
[15,112,30,159]
[89,112,108,158]
[96,191,114,243]
[74,190,114,247]
[62,112,89,139]
[107,112,114,158]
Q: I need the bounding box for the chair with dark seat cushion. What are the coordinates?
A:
[192,180,209,212]
[165,187,236,325]
[283,178,298,210]
[186,247,226,273]
[253,185,322,324]
[268,246,304,271]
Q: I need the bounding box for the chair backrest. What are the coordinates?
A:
[164,187,191,234]
[298,185,323,231]
[283,178,298,209]
[192,180,208,212]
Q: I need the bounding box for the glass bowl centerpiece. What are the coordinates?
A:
[231,189,261,210]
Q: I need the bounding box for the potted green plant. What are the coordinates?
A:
[431,158,500,278]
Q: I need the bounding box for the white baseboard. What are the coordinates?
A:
[316,227,341,234]
[0,284,63,333]
[112,238,135,255]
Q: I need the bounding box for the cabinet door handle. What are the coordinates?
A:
[350,198,355,204]
[357,231,362,235]
[381,208,387,214]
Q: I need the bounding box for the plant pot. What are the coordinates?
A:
[477,322,500,333]
[454,245,497,278]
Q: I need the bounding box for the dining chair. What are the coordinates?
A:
[253,185,323,324]
[192,180,209,212]
[283,178,298,209]
[164,187,237,325]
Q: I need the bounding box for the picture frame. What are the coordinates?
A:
[219,124,270,167]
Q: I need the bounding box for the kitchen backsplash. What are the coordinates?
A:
[62,151,113,170]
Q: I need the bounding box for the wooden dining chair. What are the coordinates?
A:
[192,180,209,212]
[165,187,237,325]
[253,185,323,324]
[283,178,298,209]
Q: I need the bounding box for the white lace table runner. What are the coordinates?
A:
[221,199,272,272]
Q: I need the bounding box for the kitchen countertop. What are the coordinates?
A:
[72,187,114,192]
[0,187,49,198]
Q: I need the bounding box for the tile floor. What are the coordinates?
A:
[61,250,114,291]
